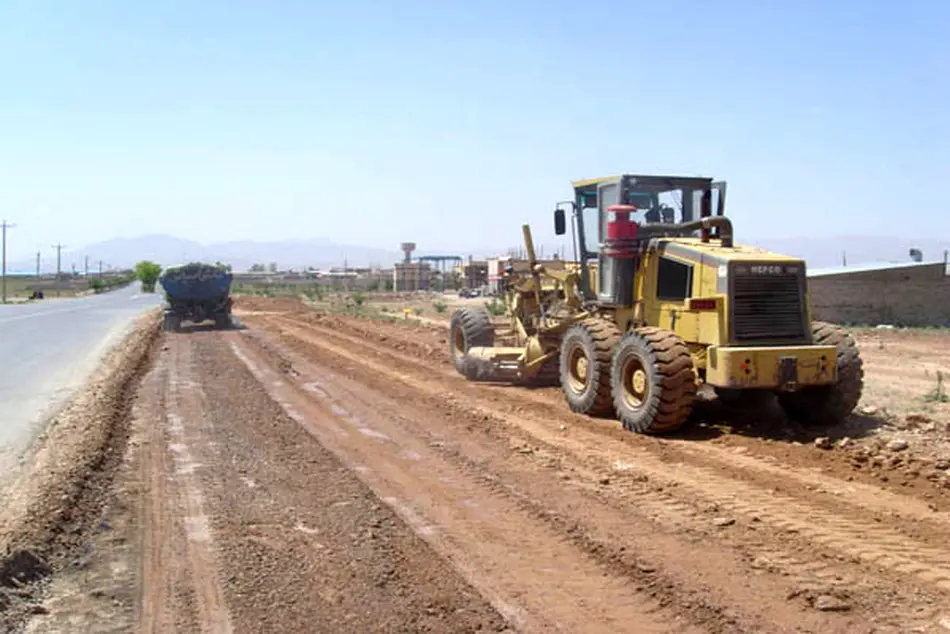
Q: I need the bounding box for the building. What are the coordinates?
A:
[393,261,431,292]
[459,259,488,289]
[807,260,950,326]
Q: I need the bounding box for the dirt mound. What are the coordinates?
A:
[0,311,160,630]
[232,295,306,314]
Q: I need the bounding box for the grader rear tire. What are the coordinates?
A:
[610,327,697,434]
[777,321,864,427]
[559,318,621,416]
[449,307,495,376]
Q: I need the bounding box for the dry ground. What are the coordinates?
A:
[2,295,950,633]
[0,276,91,300]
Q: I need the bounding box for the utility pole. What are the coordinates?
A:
[1,220,16,304]
[52,243,66,280]
[35,251,40,277]
[84,255,89,277]
[98,260,103,277]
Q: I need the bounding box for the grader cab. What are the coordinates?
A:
[449,174,864,435]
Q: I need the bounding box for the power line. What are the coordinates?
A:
[1,220,16,304]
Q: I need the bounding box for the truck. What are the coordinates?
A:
[159,262,234,332]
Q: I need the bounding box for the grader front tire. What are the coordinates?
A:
[449,307,495,376]
[777,321,864,427]
[559,319,621,416]
[610,327,697,434]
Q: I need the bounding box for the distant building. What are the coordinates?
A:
[460,260,488,289]
[393,261,431,292]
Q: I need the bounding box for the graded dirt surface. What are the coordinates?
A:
[18,323,510,634]
[8,295,950,633]
[229,296,950,633]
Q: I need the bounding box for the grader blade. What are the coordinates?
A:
[461,346,525,383]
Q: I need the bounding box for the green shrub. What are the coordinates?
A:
[133,260,162,293]
[484,298,506,316]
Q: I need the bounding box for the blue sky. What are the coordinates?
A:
[1,0,947,261]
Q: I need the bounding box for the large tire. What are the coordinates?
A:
[214,313,231,330]
[449,307,495,376]
[611,327,697,434]
[559,318,621,416]
[777,321,864,427]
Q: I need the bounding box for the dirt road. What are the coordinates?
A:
[5,296,950,633]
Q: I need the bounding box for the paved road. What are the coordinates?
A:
[0,284,162,474]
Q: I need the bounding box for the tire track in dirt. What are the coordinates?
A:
[281,313,950,530]
[245,313,950,628]
[189,331,514,634]
[225,331,700,634]
[139,336,234,634]
[234,327,894,633]
[282,312,950,526]
[138,355,182,634]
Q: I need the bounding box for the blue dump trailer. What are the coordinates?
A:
[159,262,233,332]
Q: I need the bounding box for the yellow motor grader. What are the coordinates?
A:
[449,174,864,434]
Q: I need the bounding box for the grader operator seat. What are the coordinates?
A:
[642,204,677,224]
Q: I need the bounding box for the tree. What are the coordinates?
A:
[134,260,163,293]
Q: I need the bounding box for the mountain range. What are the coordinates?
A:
[6,233,949,275]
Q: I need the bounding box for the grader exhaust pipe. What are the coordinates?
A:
[639,216,734,248]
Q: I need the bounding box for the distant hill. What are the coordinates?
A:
[8,233,948,275]
[9,235,405,274]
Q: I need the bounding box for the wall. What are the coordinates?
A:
[808,267,950,326]
[811,263,946,283]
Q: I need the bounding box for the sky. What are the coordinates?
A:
[1,0,948,263]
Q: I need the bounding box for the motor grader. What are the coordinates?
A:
[449,174,864,434]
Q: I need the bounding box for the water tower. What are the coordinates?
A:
[400,242,416,264]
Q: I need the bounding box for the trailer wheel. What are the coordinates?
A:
[559,318,620,416]
[611,327,697,434]
[449,307,495,376]
[162,313,181,332]
[777,321,864,427]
